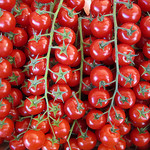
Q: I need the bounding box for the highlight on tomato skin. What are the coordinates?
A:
[0,0,150,149]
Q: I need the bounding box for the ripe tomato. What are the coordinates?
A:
[88,88,110,108]
[37,0,53,3]
[86,109,106,129]
[31,114,49,133]
[82,17,92,37]
[9,49,26,68]
[140,16,150,38]
[118,120,131,135]
[143,40,150,59]
[108,106,126,126]
[115,138,126,150]
[0,58,12,79]
[0,118,14,138]
[0,35,13,57]
[90,66,113,87]
[52,118,70,139]
[64,97,85,119]
[115,88,136,109]
[67,0,85,11]
[118,66,140,88]
[118,23,141,45]
[90,39,112,61]
[28,76,49,96]
[9,137,25,150]
[50,63,73,84]
[100,124,120,147]
[64,138,80,150]
[0,0,16,11]
[69,51,81,67]
[90,0,111,16]
[31,1,50,11]
[133,81,150,100]
[77,130,97,150]
[42,133,60,150]
[139,61,150,81]
[0,79,11,99]
[98,144,116,150]
[0,99,11,119]
[55,43,78,65]
[23,130,46,150]
[130,128,150,147]
[54,27,76,45]
[24,95,46,115]
[29,11,51,31]
[117,3,141,23]
[129,103,150,123]
[15,118,30,134]
[0,10,16,32]
[112,44,135,66]
[138,0,150,11]
[90,17,113,39]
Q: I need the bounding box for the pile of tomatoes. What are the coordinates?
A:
[0,0,150,149]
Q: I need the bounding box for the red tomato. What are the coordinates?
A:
[118,120,131,135]
[0,35,13,57]
[77,130,97,150]
[86,109,106,129]
[115,138,126,150]
[0,0,16,11]
[118,66,140,88]
[0,10,16,32]
[24,95,46,115]
[98,144,116,150]
[138,0,150,11]
[64,97,85,119]
[0,118,14,138]
[90,66,113,87]
[88,88,110,108]
[67,0,85,11]
[100,124,120,147]
[64,138,80,150]
[23,130,46,150]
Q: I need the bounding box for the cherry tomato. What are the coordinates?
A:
[98,144,116,150]
[138,0,150,11]
[0,0,16,11]
[115,138,126,150]
[143,40,150,59]
[118,120,131,135]
[64,138,80,150]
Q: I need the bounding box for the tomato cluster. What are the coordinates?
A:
[0,0,150,150]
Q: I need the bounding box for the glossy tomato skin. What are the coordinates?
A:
[24,95,46,115]
[88,88,110,108]
[29,11,51,31]
[143,40,150,59]
[129,104,150,123]
[133,81,150,100]
[0,58,12,79]
[31,1,50,11]
[58,7,78,29]
[42,133,60,150]
[14,3,32,26]
[115,138,126,150]
[67,0,85,11]
[118,23,141,45]
[117,3,141,23]
[82,17,92,36]
[49,83,71,103]
[86,109,106,129]
[130,128,150,147]
[139,61,150,80]
[98,144,116,150]
[64,97,85,120]
[9,49,26,68]
[77,130,97,150]
[0,0,16,11]
[50,63,73,84]
[90,39,112,61]
[118,121,131,135]
[54,27,76,45]
[100,124,120,147]
[108,106,126,126]
[138,0,150,11]
[9,137,25,150]
[112,44,135,66]
[31,114,49,133]
[140,16,150,38]
[0,118,14,138]
[52,118,70,139]
[0,99,11,119]
[90,17,113,39]
[55,43,78,65]
[64,138,80,150]
[90,0,111,16]
[0,35,13,57]
[15,118,30,134]
[0,10,16,32]
[23,130,46,150]
[0,79,11,99]
[90,66,113,87]
[118,66,140,88]
[28,35,49,55]
[115,88,136,109]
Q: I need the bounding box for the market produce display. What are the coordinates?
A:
[0,0,150,149]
